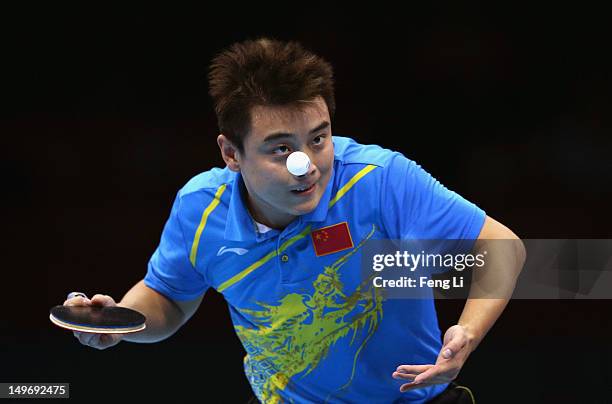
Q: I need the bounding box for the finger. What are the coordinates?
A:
[77,332,117,350]
[440,339,466,360]
[402,369,457,392]
[78,332,96,346]
[396,364,434,374]
[392,372,418,380]
[90,294,116,307]
[64,296,91,306]
[66,292,88,300]
[97,334,121,350]
[89,334,106,349]
[400,381,434,393]
[414,365,445,385]
[98,334,114,346]
[441,329,467,357]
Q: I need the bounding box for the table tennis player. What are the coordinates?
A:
[63,38,525,403]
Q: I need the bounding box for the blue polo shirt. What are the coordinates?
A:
[144,136,486,403]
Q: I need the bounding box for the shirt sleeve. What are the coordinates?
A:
[380,153,486,253]
[144,193,209,301]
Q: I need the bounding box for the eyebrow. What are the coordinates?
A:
[262,121,330,143]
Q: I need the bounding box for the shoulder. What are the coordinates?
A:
[179,166,236,197]
[334,136,416,178]
[172,166,236,222]
[330,136,431,209]
[332,135,400,168]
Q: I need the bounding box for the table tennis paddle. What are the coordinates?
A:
[49,305,146,334]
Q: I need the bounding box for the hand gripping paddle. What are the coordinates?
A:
[49,305,146,334]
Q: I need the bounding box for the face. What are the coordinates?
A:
[218,97,334,229]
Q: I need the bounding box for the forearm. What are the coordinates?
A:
[458,236,526,349]
[458,298,508,350]
[117,280,185,343]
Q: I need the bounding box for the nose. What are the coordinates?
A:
[286,151,312,177]
[297,161,316,178]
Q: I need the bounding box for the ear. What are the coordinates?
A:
[217,134,241,172]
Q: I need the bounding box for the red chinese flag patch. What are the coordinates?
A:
[311,222,354,257]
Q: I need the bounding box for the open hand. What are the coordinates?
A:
[392,324,473,392]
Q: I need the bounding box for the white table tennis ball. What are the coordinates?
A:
[286,151,311,176]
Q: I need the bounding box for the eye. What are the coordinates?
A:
[272,145,291,155]
[312,134,327,146]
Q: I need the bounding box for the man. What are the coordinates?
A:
[65,38,524,403]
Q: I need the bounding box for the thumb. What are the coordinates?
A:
[440,325,468,359]
[441,347,454,359]
[90,294,116,307]
[440,336,466,359]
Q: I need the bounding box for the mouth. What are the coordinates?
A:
[291,182,316,195]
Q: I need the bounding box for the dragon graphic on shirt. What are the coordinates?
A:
[234,225,383,403]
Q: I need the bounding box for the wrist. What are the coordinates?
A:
[458,322,479,352]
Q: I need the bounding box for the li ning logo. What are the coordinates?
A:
[217,246,249,256]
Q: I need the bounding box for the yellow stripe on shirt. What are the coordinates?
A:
[189,184,227,266]
[217,225,312,293]
[328,164,377,208]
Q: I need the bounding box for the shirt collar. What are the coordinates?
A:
[224,167,335,242]
[224,172,258,242]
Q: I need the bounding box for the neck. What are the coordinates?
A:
[247,197,294,230]
[239,180,294,230]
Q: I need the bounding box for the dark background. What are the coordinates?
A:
[2,3,611,403]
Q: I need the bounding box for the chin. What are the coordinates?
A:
[292,200,319,216]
